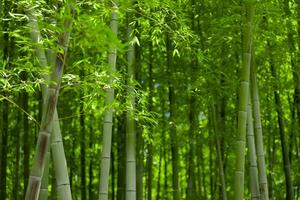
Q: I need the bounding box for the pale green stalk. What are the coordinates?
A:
[234,1,255,199]
[98,3,118,200]
[251,51,269,200]
[247,94,260,200]
[28,9,72,200]
[38,152,50,200]
[25,4,73,200]
[51,109,72,200]
[126,13,136,200]
[27,10,51,200]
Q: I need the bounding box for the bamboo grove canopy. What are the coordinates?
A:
[0,0,299,200]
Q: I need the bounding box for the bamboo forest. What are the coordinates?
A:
[1,0,300,199]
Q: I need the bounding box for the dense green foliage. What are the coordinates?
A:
[0,0,299,199]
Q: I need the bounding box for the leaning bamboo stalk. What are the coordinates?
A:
[25,4,74,200]
[27,10,51,200]
[98,2,118,200]
[28,9,72,200]
[28,9,52,200]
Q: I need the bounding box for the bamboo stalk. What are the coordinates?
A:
[126,10,136,200]
[234,1,255,199]
[250,50,269,200]
[98,2,118,200]
[28,9,72,200]
[25,4,74,200]
[247,94,260,200]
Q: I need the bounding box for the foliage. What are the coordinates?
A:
[0,0,299,199]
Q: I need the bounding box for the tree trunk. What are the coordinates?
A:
[89,115,94,199]
[266,101,275,200]
[12,93,22,199]
[250,50,269,200]
[38,150,50,200]
[166,29,180,200]
[80,75,86,200]
[99,2,118,199]
[117,113,126,200]
[111,134,116,200]
[186,93,197,200]
[126,11,136,200]
[209,136,215,199]
[146,35,154,200]
[0,95,8,200]
[38,50,56,200]
[51,109,72,199]
[25,4,73,199]
[294,2,300,194]
[0,1,11,198]
[135,8,144,200]
[211,103,227,200]
[28,9,72,200]
[294,0,300,147]
[234,2,255,199]
[283,0,297,165]
[246,95,260,200]
[156,147,162,200]
[269,44,294,200]
[159,89,168,200]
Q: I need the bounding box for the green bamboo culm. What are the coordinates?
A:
[126,10,136,200]
[98,2,118,200]
[25,3,74,200]
[211,103,227,200]
[28,9,52,200]
[246,94,260,200]
[38,150,50,200]
[28,8,72,200]
[269,44,294,200]
[250,49,269,200]
[234,1,255,199]
[51,109,72,200]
